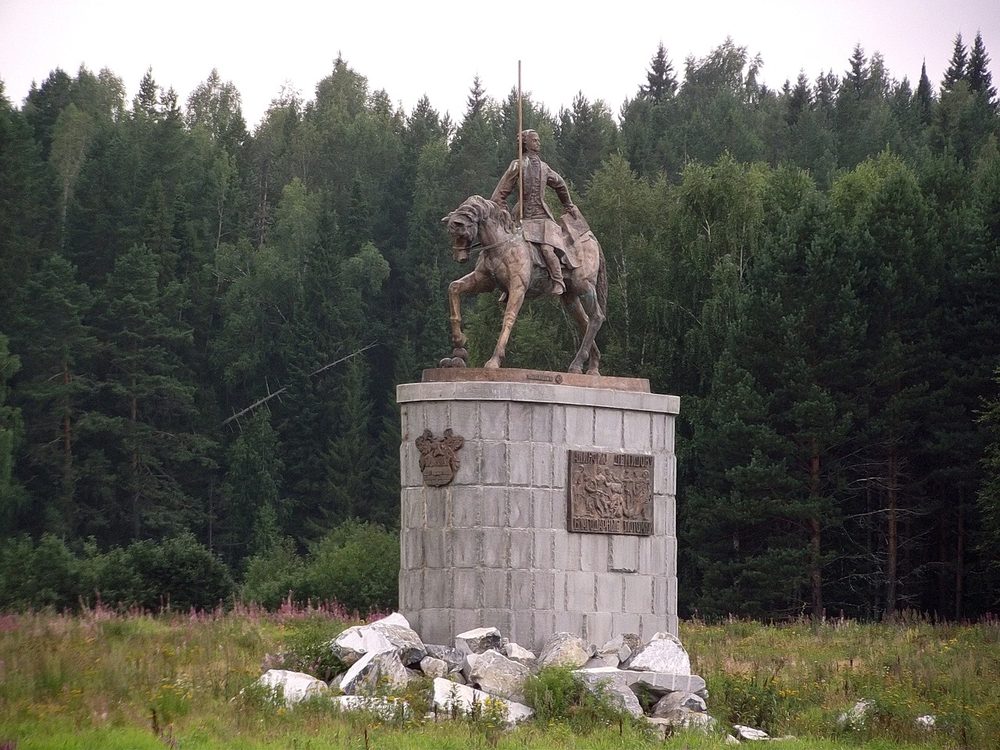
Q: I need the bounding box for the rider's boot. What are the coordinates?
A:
[541,244,565,295]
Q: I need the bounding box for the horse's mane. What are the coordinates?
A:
[458,195,515,234]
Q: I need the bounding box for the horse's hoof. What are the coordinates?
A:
[568,365,583,375]
[484,358,501,370]
[452,347,468,360]
[449,357,467,368]
[439,357,454,368]
[586,368,601,377]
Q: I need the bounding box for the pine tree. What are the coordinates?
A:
[9,256,97,536]
[831,154,940,617]
[0,85,56,315]
[90,244,217,542]
[978,368,1000,608]
[0,334,25,530]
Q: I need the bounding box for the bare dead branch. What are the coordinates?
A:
[222,342,377,428]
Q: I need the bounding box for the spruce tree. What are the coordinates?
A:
[943,33,968,92]
[641,43,678,103]
[786,72,812,126]
[966,31,997,109]
[845,44,868,96]
[219,410,283,566]
[916,61,934,124]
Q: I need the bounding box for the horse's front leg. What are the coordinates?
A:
[448,270,494,351]
[485,281,527,369]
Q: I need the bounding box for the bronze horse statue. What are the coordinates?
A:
[441,195,607,375]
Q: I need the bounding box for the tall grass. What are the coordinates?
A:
[682,614,1000,748]
[1,607,997,749]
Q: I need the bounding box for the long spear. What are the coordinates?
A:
[517,60,523,223]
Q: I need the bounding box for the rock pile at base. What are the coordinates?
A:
[252,613,769,739]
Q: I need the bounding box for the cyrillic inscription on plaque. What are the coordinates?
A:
[567,450,653,535]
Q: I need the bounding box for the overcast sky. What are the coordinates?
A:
[1,1,998,130]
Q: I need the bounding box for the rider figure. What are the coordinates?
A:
[491,129,574,295]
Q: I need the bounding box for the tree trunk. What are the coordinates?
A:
[885,447,899,618]
[938,518,948,620]
[131,384,140,539]
[61,360,73,532]
[955,494,965,620]
[809,442,823,621]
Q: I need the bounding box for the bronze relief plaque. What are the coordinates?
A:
[415,428,464,486]
[567,450,654,535]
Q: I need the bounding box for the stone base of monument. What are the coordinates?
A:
[397,368,679,654]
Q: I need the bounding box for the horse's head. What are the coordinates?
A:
[441,196,487,264]
[442,195,515,264]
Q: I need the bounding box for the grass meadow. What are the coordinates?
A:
[0,606,997,749]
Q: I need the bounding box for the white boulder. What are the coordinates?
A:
[256,669,329,705]
[332,695,410,720]
[347,650,419,695]
[466,649,532,702]
[733,724,770,741]
[537,632,592,669]
[626,632,691,675]
[431,677,534,725]
[419,656,450,679]
[455,626,503,655]
[330,612,426,667]
[503,642,537,666]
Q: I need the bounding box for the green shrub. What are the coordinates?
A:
[0,534,82,610]
[275,618,348,682]
[241,536,305,608]
[125,533,234,610]
[523,666,628,731]
[79,542,143,607]
[713,671,786,732]
[300,520,398,614]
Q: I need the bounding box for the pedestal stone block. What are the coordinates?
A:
[398,374,680,653]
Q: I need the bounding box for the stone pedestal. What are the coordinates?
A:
[398,370,679,653]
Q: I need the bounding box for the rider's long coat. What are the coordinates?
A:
[491,154,582,266]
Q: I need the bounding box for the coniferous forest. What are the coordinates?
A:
[2,34,999,621]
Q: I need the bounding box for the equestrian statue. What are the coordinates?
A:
[440,129,607,375]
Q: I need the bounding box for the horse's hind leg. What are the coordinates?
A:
[566,284,605,375]
[561,294,602,375]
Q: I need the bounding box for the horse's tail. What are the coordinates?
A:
[597,243,608,318]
